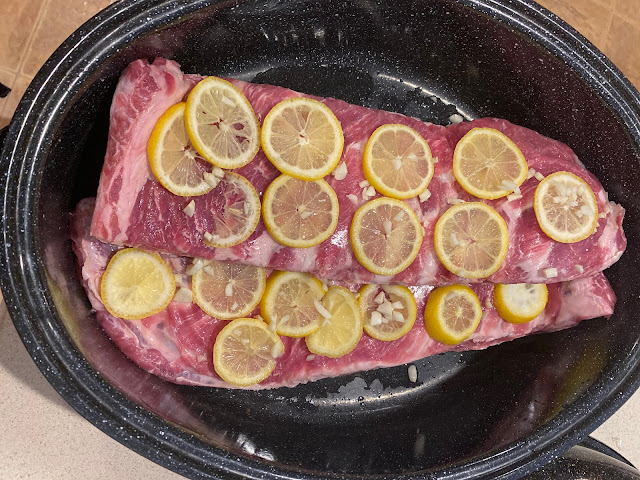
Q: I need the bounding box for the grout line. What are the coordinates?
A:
[15,0,52,78]
[600,0,618,51]
[0,66,19,79]
[592,0,615,8]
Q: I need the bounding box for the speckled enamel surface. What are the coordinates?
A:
[1,0,639,479]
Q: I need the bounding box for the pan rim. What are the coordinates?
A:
[1,0,639,478]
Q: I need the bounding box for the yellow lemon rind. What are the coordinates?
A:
[350,197,424,276]
[262,174,339,248]
[359,284,417,341]
[493,283,549,324]
[261,97,344,181]
[100,248,176,321]
[305,286,363,358]
[260,271,325,338]
[192,263,266,320]
[362,124,434,200]
[148,102,214,197]
[433,202,509,279]
[424,285,482,345]
[213,317,283,387]
[453,127,528,200]
[533,171,598,244]
[185,77,260,170]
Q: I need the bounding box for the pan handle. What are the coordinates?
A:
[527,439,640,479]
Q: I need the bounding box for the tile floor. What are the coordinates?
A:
[0,0,111,128]
[0,0,640,128]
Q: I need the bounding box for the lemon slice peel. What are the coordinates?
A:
[434,202,509,279]
[101,248,176,321]
[350,197,424,276]
[262,174,339,248]
[494,283,548,324]
[185,76,260,169]
[533,171,598,243]
[359,284,417,341]
[363,124,434,199]
[192,260,266,320]
[424,284,482,345]
[453,127,528,200]
[260,271,325,337]
[148,102,214,197]
[305,286,363,358]
[213,317,283,387]
[261,97,344,180]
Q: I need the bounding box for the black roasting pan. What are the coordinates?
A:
[1,0,640,478]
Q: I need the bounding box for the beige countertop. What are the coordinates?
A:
[1,0,639,478]
[1,292,639,478]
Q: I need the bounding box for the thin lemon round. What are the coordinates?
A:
[192,260,266,320]
[213,317,284,387]
[453,127,528,199]
[260,271,325,337]
[424,285,482,345]
[185,76,260,169]
[262,174,339,248]
[533,171,598,243]
[101,248,176,320]
[305,286,363,358]
[350,197,423,276]
[358,284,417,341]
[494,283,548,324]
[363,124,434,199]
[434,202,509,279]
[148,103,214,197]
[202,172,261,248]
[261,97,344,180]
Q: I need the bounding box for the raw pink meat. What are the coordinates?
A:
[76,198,616,389]
[91,58,626,286]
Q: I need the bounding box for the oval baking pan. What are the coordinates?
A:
[1,0,640,478]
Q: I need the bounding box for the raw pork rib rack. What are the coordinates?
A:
[72,58,628,389]
[74,198,616,389]
[90,58,626,286]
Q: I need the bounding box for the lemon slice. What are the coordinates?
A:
[362,124,434,199]
[262,174,339,248]
[494,283,548,324]
[305,286,363,358]
[350,197,423,276]
[453,128,528,199]
[192,260,266,320]
[185,77,260,169]
[424,285,482,345]
[260,271,324,337]
[533,171,598,243]
[101,248,176,320]
[261,97,344,180]
[202,172,261,248]
[213,317,284,387]
[358,284,417,341]
[147,103,214,197]
[434,202,509,279]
